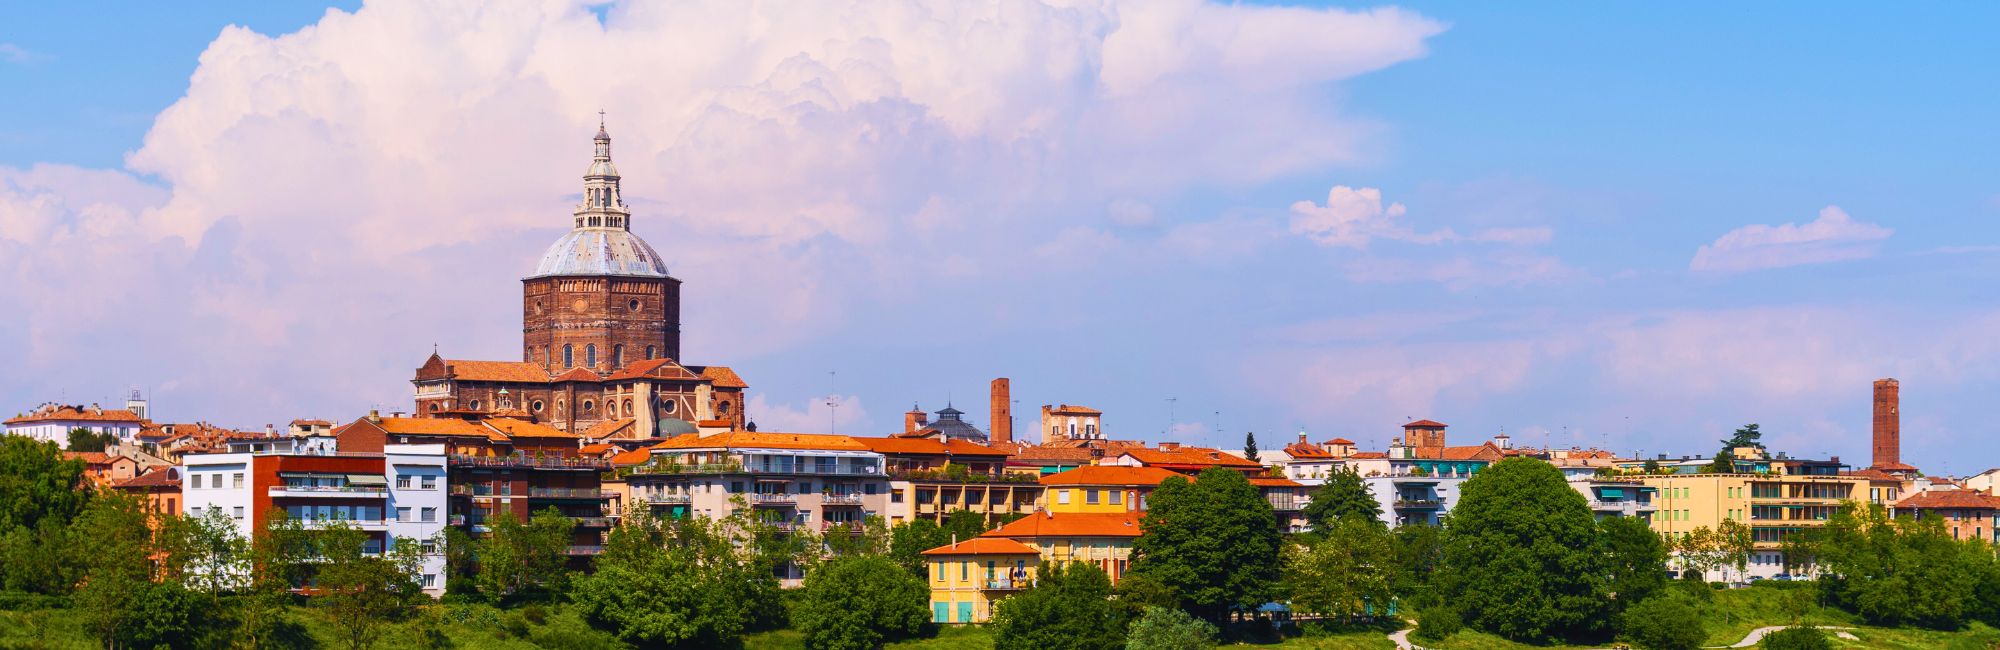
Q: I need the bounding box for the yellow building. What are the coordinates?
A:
[922,510,1145,623]
[1641,469,1867,579]
[1037,465,1180,514]
[922,537,1040,624]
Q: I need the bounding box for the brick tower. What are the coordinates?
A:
[1870,378,1914,472]
[990,378,1012,445]
[521,119,682,371]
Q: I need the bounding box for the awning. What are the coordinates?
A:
[346,474,388,486]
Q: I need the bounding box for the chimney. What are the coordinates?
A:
[367,409,382,424]
[264,424,275,435]
[1871,378,1901,470]
[990,378,1012,445]
[904,404,928,433]
[1159,442,1181,451]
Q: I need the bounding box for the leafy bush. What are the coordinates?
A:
[793,554,930,650]
[1125,606,1216,650]
[994,562,1126,650]
[1758,626,1831,650]
[1411,606,1461,642]
[1618,596,1704,650]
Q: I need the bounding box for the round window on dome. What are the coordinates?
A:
[628,299,640,310]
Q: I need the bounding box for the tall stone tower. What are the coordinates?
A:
[1870,378,1912,472]
[521,119,682,372]
[990,378,1012,445]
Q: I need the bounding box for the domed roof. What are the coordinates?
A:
[528,228,669,279]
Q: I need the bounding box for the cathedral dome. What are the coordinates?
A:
[528,228,668,278]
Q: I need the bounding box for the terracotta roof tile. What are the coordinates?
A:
[485,418,578,440]
[1329,438,1356,445]
[445,360,551,383]
[1039,466,1183,486]
[693,366,748,389]
[551,367,602,382]
[1897,489,2000,510]
[984,511,1144,539]
[1403,419,1448,428]
[1008,446,1096,462]
[579,418,636,440]
[1248,476,1304,487]
[63,451,116,465]
[1048,404,1102,415]
[921,537,1040,556]
[650,431,868,452]
[114,468,179,489]
[851,437,1010,457]
[609,446,658,467]
[1119,447,1262,469]
[373,417,498,438]
[6,406,146,425]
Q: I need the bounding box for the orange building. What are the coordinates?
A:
[1895,490,2000,543]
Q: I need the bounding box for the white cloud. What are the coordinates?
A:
[1690,205,1892,272]
[1288,185,1553,249]
[745,394,872,435]
[1106,198,1156,227]
[0,0,1444,425]
[0,44,38,64]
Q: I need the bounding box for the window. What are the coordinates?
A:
[421,476,436,490]
[398,475,412,489]
[582,400,595,414]
[934,563,944,582]
[1057,490,1071,505]
[421,507,437,523]
[718,401,732,416]
[586,344,597,368]
[191,474,202,489]
[1111,490,1123,505]
[420,574,437,588]
[191,506,203,517]
[892,490,905,503]
[232,506,245,520]
[1086,489,1100,505]
[532,400,544,413]
[397,507,411,522]
[421,540,437,554]
[646,345,656,360]
[563,344,574,369]
[612,345,624,369]
[233,473,244,488]
[469,399,481,410]
[960,562,968,581]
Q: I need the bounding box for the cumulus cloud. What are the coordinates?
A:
[0,0,1444,425]
[1288,185,1553,248]
[745,393,870,434]
[1690,205,1892,272]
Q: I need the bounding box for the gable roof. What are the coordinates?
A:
[1039,465,1183,487]
[650,431,869,452]
[371,417,501,438]
[1119,446,1262,469]
[850,436,1010,457]
[114,468,180,489]
[445,360,551,383]
[1899,489,2000,510]
[921,537,1040,556]
[484,418,578,440]
[606,358,702,381]
[7,406,146,425]
[1403,419,1448,428]
[985,511,1144,538]
[692,365,748,389]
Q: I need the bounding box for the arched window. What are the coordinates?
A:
[623,399,633,415]
[717,401,732,416]
[585,344,597,368]
[612,345,624,369]
[646,346,656,360]
[429,403,441,412]
[563,344,574,369]
[661,400,677,415]
[469,399,481,411]
[531,400,544,413]
[582,400,595,414]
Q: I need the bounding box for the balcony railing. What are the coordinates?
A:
[750,493,796,506]
[563,545,604,556]
[983,577,1031,590]
[449,485,513,497]
[299,518,389,530]
[640,493,693,504]
[887,469,1040,484]
[1393,498,1443,509]
[450,454,611,470]
[530,487,606,500]
[569,516,616,528]
[269,485,387,497]
[821,521,866,535]
[630,463,745,476]
[822,493,865,505]
[448,514,466,526]
[1588,499,1654,511]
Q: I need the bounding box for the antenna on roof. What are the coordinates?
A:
[1165,397,1177,439]
[826,371,838,435]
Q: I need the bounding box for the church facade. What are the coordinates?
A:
[412,122,747,441]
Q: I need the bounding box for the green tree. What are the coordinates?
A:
[312,521,426,650]
[70,492,204,648]
[183,506,250,601]
[1705,424,1763,474]
[1285,517,1394,620]
[1125,606,1217,650]
[1600,516,1669,607]
[1438,457,1608,643]
[1241,432,1259,462]
[992,562,1125,650]
[1714,519,1755,582]
[1391,523,1445,608]
[888,519,948,575]
[237,511,314,648]
[476,506,575,601]
[1301,467,1382,532]
[1130,468,1281,622]
[1618,595,1705,650]
[794,554,930,650]
[0,436,89,535]
[573,508,778,646]
[1759,626,1831,650]
[1805,504,1979,629]
[65,427,119,452]
[940,508,990,541]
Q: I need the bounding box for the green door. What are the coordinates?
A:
[933,602,947,623]
[957,602,973,623]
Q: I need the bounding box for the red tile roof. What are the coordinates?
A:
[851,437,1010,457]
[113,468,180,489]
[694,366,748,389]
[373,417,501,438]
[485,418,578,440]
[1119,446,1262,469]
[650,431,868,452]
[921,537,1040,556]
[1248,476,1304,487]
[1039,466,1183,487]
[551,367,602,382]
[6,406,146,425]
[1329,438,1355,445]
[445,360,551,383]
[1005,445,1096,462]
[609,446,657,467]
[1047,404,1102,415]
[1403,419,1448,428]
[578,418,635,440]
[985,511,1143,538]
[1897,489,2000,510]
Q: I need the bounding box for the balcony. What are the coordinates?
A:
[450,454,611,471]
[269,485,387,498]
[821,521,866,535]
[1394,498,1443,509]
[530,487,607,500]
[299,518,389,531]
[1589,499,1654,512]
[449,485,513,497]
[448,514,466,526]
[750,493,796,506]
[822,493,865,506]
[640,493,692,504]
[983,577,1031,590]
[562,545,605,556]
[569,516,616,528]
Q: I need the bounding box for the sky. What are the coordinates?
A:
[2,1,1997,472]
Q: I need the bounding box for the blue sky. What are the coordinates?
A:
[2,1,1996,472]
